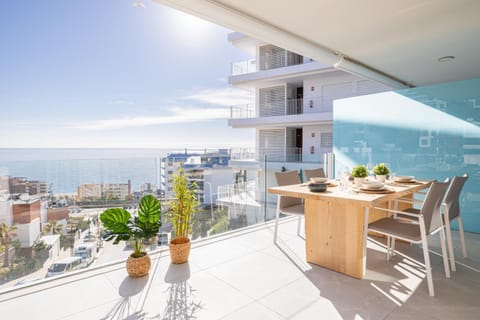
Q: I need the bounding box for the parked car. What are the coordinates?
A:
[46,257,83,277]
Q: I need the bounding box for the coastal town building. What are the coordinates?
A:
[76,181,131,202]
[8,177,50,196]
[162,150,234,204]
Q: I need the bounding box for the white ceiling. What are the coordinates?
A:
[154,0,480,87]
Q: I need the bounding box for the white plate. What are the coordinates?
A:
[360,187,387,192]
[394,175,415,182]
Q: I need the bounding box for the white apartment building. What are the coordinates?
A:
[77,181,131,201]
[223,33,392,223]
[162,151,234,205]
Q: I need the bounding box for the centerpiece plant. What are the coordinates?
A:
[372,163,390,182]
[100,194,162,277]
[168,168,199,264]
[351,164,369,187]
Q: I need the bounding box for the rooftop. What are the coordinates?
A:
[2,218,479,319]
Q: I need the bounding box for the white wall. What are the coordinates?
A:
[16,218,41,248]
[0,198,13,226]
[303,74,391,114]
[40,200,48,223]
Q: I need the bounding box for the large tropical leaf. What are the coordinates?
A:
[138,194,161,224]
[100,208,131,234]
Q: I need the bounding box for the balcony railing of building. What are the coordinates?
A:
[231,147,330,164]
[229,148,256,161]
[230,59,256,76]
[287,98,303,115]
[230,104,255,119]
[230,53,313,76]
[230,99,303,120]
[217,180,257,205]
[257,147,303,163]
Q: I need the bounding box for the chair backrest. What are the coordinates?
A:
[304,168,326,180]
[444,174,468,221]
[275,171,302,208]
[420,180,450,234]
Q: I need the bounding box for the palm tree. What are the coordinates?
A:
[0,223,17,268]
[43,221,63,235]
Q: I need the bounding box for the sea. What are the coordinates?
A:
[0,148,175,194]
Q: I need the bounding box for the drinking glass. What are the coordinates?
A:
[388,172,396,183]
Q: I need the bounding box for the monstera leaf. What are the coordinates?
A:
[138,194,161,224]
[100,208,131,238]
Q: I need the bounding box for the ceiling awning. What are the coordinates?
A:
[153,0,480,88]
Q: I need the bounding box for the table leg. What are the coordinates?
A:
[363,207,369,278]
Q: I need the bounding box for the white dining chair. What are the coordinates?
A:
[273,171,304,243]
[442,174,469,271]
[368,180,450,297]
[304,168,326,180]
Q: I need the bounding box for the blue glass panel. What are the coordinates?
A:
[334,78,480,233]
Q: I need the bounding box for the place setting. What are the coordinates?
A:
[305,177,337,192]
[387,175,421,186]
[353,179,395,194]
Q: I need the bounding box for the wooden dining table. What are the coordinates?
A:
[268,180,431,279]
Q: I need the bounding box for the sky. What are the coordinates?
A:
[0,0,255,148]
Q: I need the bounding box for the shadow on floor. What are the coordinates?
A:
[160,263,203,320]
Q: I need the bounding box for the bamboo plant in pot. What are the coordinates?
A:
[168,168,199,264]
[100,194,162,277]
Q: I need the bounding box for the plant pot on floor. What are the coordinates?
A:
[126,253,151,278]
[169,237,191,264]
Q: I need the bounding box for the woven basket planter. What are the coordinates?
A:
[126,253,151,278]
[169,237,191,264]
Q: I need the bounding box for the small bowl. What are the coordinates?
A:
[308,183,328,192]
[361,181,384,190]
[310,177,329,183]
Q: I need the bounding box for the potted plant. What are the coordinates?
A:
[372,163,390,182]
[351,164,369,187]
[168,168,199,264]
[100,194,162,277]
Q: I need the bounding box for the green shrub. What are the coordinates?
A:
[372,163,390,175]
[351,165,368,178]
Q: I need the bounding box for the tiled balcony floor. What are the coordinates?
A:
[1,218,480,320]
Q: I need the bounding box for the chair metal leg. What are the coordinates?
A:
[391,238,396,257]
[458,214,468,258]
[386,236,391,261]
[443,210,456,271]
[439,227,451,278]
[297,216,302,236]
[420,218,434,297]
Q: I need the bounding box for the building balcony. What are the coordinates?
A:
[1,219,479,319]
[229,61,331,89]
[231,59,256,76]
[231,99,303,120]
[228,110,332,129]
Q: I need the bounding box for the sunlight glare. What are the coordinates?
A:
[167,10,217,47]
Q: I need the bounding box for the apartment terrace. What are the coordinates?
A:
[1,218,479,320]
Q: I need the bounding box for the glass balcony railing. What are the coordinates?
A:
[230,98,305,120]
[230,59,256,75]
[230,104,255,119]
[1,148,326,290]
